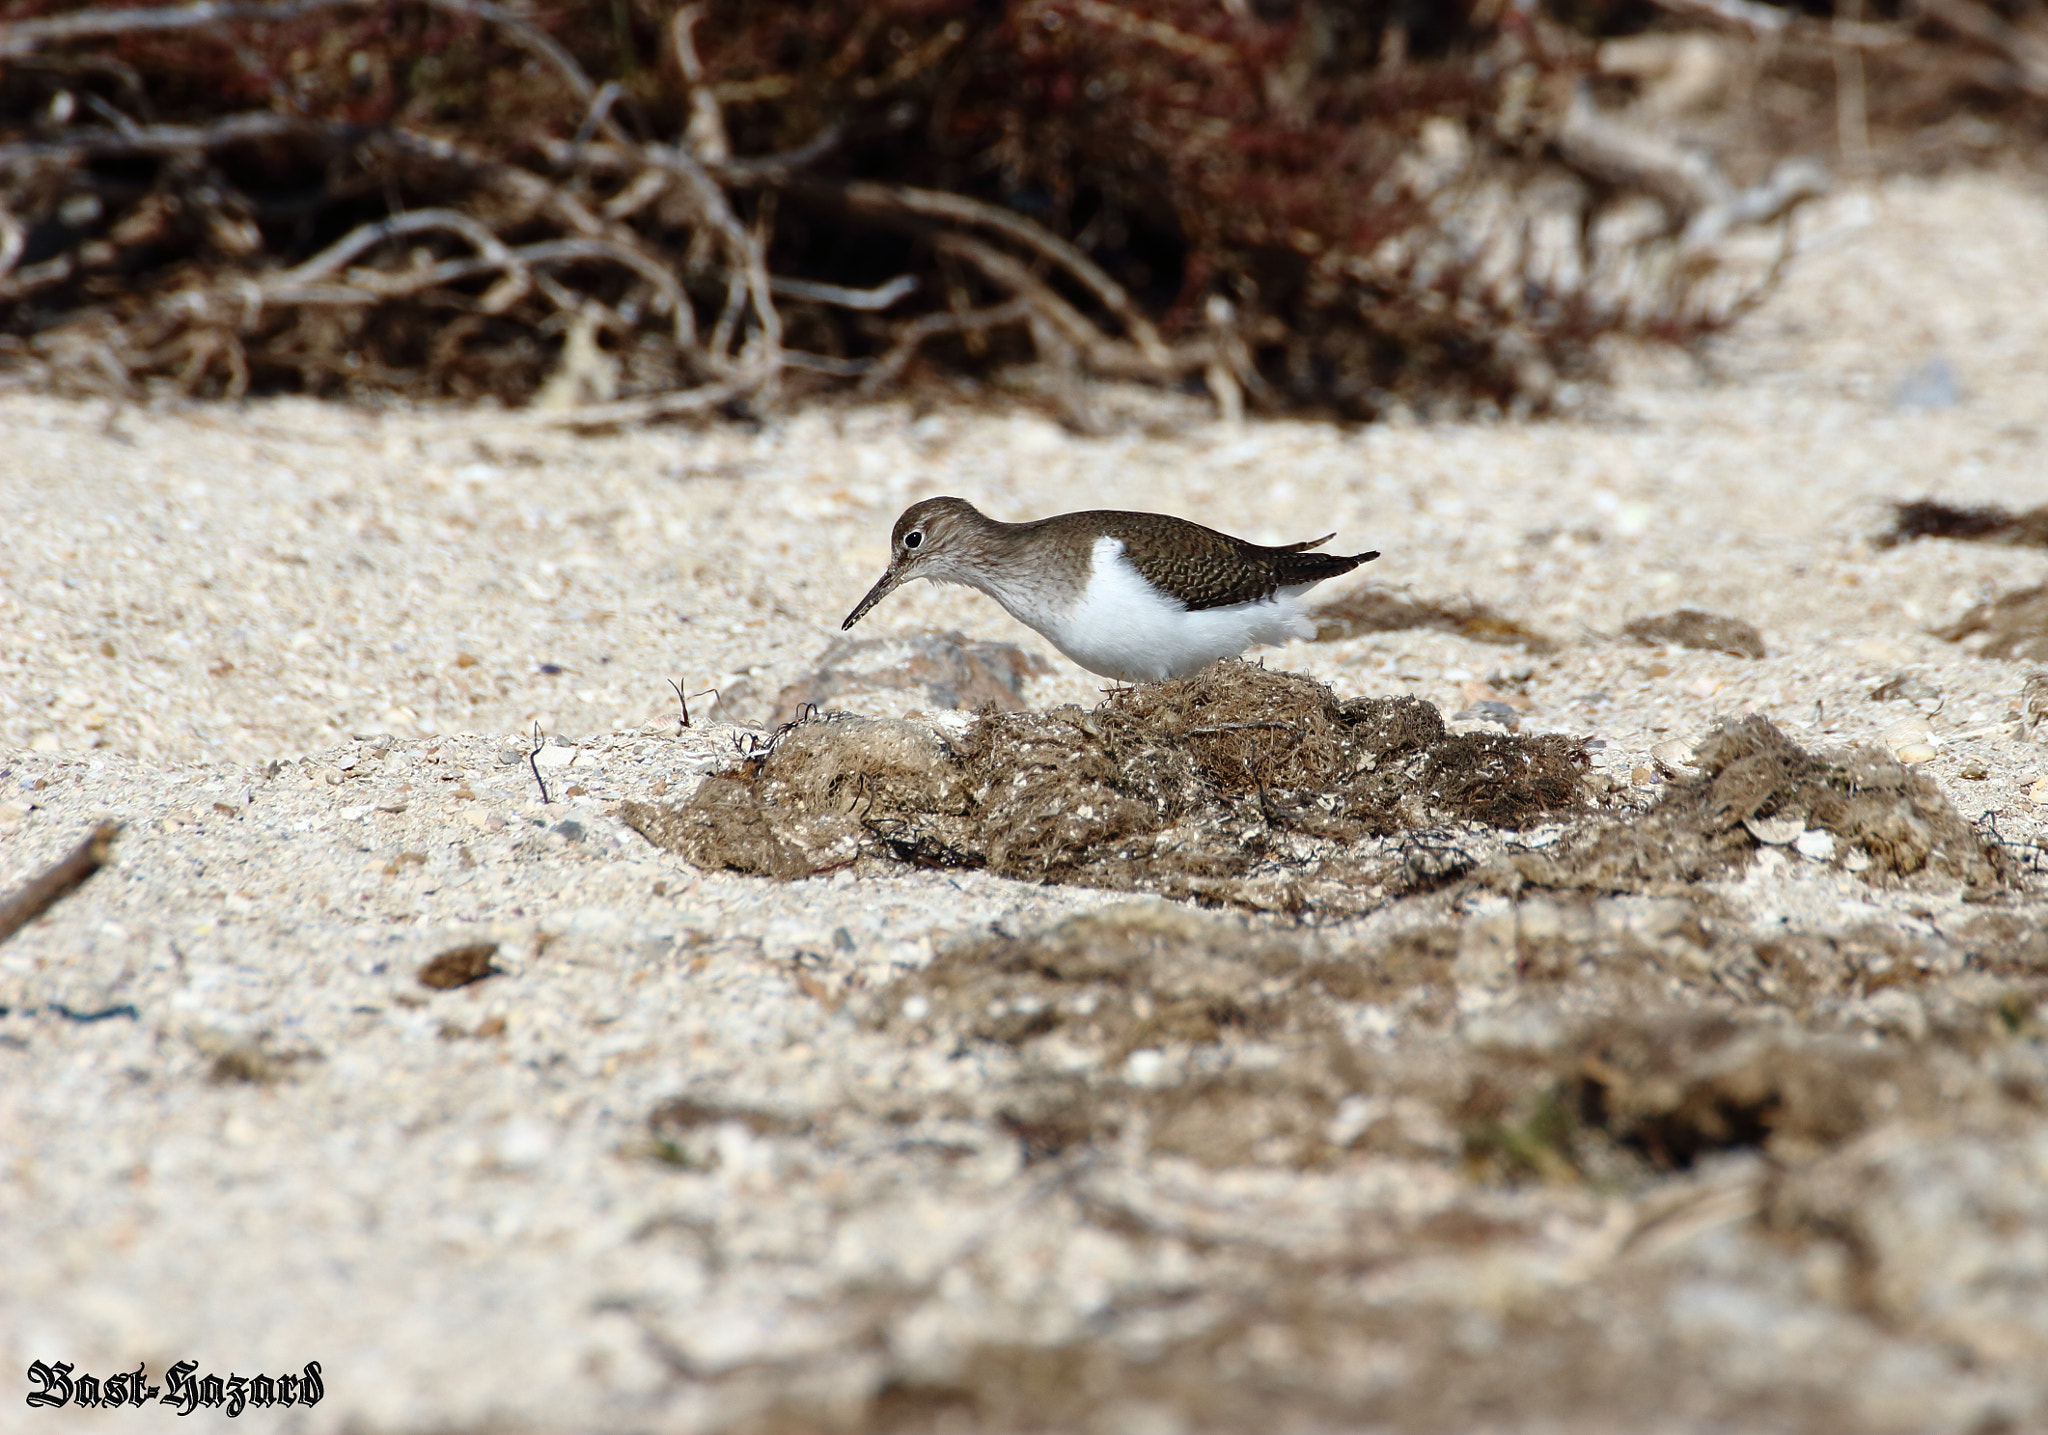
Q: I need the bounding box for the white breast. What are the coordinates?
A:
[988,535,1318,683]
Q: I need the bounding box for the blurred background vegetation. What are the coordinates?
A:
[0,0,2041,424]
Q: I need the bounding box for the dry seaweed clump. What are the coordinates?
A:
[1310,589,1556,652]
[859,903,2036,1184]
[0,0,1829,422]
[1937,585,2048,662]
[1878,499,2048,550]
[1512,715,2006,894]
[1621,609,1767,660]
[623,662,1590,913]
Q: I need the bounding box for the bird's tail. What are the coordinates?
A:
[1273,548,1379,585]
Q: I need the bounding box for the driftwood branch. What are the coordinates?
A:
[857,297,1033,394]
[812,179,1173,364]
[0,111,308,167]
[1555,87,1829,249]
[0,821,122,948]
[769,273,918,312]
[1919,0,2048,99]
[933,231,1216,380]
[669,4,730,164]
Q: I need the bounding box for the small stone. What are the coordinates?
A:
[1794,829,1837,861]
[29,731,60,753]
[1869,673,1941,706]
[1843,846,1872,872]
[534,745,578,769]
[1895,743,1938,765]
[1744,814,1805,846]
[1883,717,1933,751]
[1451,700,1520,731]
[1650,738,1697,771]
[1123,1048,1169,1086]
[465,807,506,832]
[1630,765,1656,786]
[1959,761,1989,780]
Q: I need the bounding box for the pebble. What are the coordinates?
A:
[1894,744,1938,765]
[1869,673,1941,708]
[1883,715,1931,744]
[1650,739,1697,771]
[1450,701,1519,731]
[1744,814,1805,846]
[1794,830,1837,861]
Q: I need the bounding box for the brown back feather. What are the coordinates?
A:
[1030,510,1378,611]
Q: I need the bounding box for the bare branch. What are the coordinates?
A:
[714,124,845,181]
[269,234,697,342]
[268,208,513,291]
[769,273,918,312]
[806,179,1172,364]
[933,231,1213,380]
[571,79,628,150]
[0,111,309,167]
[856,297,1033,394]
[1918,0,2048,98]
[670,5,730,163]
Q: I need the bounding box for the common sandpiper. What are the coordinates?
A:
[842,497,1379,683]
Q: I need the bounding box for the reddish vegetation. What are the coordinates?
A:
[1,1,2040,416]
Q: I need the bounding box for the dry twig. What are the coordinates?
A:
[0,821,122,948]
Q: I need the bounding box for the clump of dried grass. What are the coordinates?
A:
[624,661,1590,914]
[1510,714,2007,892]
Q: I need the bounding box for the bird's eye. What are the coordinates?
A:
[903,530,923,550]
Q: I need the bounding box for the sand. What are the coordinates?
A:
[3,169,2048,1432]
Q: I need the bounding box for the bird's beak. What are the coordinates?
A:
[841,564,906,630]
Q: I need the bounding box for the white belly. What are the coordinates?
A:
[984,535,1317,683]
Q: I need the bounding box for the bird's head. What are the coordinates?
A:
[841,496,989,630]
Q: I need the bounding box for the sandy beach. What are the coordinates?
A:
[4,168,2048,1432]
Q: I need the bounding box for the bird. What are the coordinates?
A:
[841,496,1379,683]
